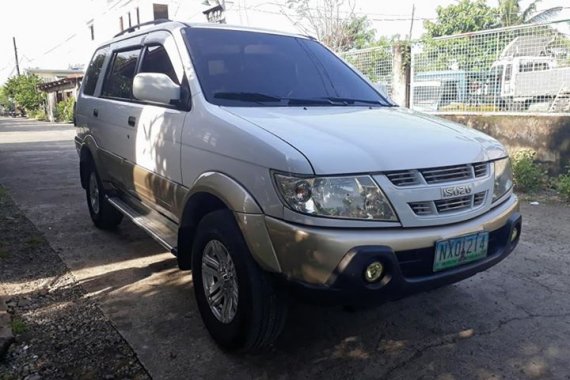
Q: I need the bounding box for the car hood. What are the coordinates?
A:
[223,106,507,174]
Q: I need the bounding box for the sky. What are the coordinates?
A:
[0,0,565,84]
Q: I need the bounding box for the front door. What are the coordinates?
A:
[127,33,187,214]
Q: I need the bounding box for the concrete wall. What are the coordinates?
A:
[439,113,570,174]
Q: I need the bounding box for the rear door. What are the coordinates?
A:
[97,39,144,188]
[75,46,113,179]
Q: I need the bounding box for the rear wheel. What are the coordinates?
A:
[85,163,123,229]
[192,209,287,352]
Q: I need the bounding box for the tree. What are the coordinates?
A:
[3,74,45,114]
[285,0,375,52]
[424,0,499,38]
[0,87,15,113]
[498,0,563,26]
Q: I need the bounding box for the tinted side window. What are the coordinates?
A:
[102,48,141,99]
[83,47,108,96]
[140,45,179,84]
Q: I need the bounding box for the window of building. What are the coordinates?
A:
[102,48,141,99]
[504,64,512,81]
[519,62,533,72]
[128,12,132,28]
[83,47,108,96]
[89,24,95,41]
[136,7,140,25]
[119,16,124,31]
[140,45,179,84]
[153,4,169,20]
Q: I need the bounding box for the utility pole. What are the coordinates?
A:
[408,4,415,41]
[13,37,20,76]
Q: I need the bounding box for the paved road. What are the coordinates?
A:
[1,117,569,380]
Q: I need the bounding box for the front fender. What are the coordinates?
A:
[180,172,281,273]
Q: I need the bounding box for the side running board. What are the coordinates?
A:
[107,196,178,253]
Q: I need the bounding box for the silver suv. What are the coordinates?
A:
[75,20,522,351]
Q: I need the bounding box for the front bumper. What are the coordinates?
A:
[262,195,521,306]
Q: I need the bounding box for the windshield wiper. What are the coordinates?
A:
[213,92,282,102]
[285,98,335,106]
[321,97,386,106]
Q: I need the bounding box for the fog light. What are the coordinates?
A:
[511,227,519,242]
[364,261,384,283]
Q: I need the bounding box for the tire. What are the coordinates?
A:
[191,209,287,352]
[85,162,123,230]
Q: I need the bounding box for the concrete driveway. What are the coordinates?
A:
[1,117,569,379]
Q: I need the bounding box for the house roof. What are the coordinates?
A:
[500,35,555,58]
[38,76,83,92]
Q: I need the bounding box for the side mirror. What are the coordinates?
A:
[133,73,181,105]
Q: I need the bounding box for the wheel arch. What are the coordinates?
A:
[78,136,104,189]
[176,172,280,274]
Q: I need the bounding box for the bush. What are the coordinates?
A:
[55,97,75,123]
[28,108,47,121]
[511,150,545,193]
[557,170,570,201]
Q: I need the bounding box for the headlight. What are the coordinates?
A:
[274,173,398,221]
[493,157,513,202]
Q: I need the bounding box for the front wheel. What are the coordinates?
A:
[191,209,287,352]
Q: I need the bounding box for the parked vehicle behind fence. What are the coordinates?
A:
[74,20,522,352]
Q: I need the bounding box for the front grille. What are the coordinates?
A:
[473,191,486,206]
[473,162,488,177]
[409,202,433,216]
[435,195,472,213]
[385,171,420,186]
[386,162,490,187]
[409,191,487,216]
[421,165,472,184]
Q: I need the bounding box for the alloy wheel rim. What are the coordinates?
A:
[89,172,100,214]
[201,240,239,324]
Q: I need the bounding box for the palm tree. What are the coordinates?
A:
[498,0,563,26]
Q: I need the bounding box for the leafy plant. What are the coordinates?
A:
[29,108,47,121]
[511,150,546,193]
[3,74,45,114]
[556,169,570,201]
[55,97,75,123]
[10,317,26,334]
[424,0,499,38]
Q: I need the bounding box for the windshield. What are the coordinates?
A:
[182,27,392,107]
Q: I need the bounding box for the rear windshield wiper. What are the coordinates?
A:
[213,92,282,102]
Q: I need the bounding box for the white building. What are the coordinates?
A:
[39,0,299,74]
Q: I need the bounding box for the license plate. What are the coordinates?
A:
[433,232,489,272]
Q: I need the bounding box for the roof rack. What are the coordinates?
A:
[114,19,171,38]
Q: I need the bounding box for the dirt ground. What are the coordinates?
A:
[1,117,569,380]
[0,185,149,379]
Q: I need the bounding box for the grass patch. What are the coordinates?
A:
[556,169,570,202]
[0,186,7,200]
[0,244,8,259]
[26,235,44,248]
[10,317,26,334]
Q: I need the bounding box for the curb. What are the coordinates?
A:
[0,294,15,360]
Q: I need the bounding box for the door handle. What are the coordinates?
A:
[128,116,136,126]
[93,108,98,118]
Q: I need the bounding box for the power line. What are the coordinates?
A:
[239,4,435,21]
